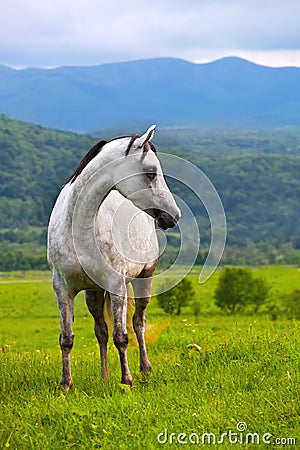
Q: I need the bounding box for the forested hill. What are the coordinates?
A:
[0,115,94,227]
[1,115,300,269]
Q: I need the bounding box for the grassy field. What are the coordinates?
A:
[0,267,299,449]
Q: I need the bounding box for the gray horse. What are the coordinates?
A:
[47,125,180,391]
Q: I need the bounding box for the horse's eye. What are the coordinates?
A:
[146,171,156,181]
[144,166,157,181]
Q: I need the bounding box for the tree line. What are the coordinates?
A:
[157,268,300,321]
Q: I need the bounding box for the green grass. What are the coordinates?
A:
[0,268,300,449]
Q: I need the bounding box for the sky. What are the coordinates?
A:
[1,0,300,69]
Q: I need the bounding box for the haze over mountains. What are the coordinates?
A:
[0,57,300,133]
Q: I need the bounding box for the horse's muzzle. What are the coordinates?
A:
[146,208,180,230]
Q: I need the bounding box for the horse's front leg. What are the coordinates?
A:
[85,289,109,379]
[110,291,132,387]
[53,272,75,393]
[132,277,152,375]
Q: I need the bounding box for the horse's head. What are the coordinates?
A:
[114,125,181,230]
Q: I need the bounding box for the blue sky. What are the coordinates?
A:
[1,0,300,68]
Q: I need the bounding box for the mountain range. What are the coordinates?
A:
[0,57,300,133]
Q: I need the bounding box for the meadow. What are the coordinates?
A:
[0,267,299,449]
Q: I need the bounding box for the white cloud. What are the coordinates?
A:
[194,49,300,68]
[0,0,300,67]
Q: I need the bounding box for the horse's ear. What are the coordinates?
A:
[135,125,156,148]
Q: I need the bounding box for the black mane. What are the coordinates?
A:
[65,140,108,185]
[65,134,157,185]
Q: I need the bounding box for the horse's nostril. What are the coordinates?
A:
[144,208,180,229]
[174,210,181,222]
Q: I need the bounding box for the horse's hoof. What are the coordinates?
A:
[120,375,133,392]
[61,380,73,394]
[120,383,132,394]
[140,362,151,376]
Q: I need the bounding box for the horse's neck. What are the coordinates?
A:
[63,142,125,224]
[73,144,120,192]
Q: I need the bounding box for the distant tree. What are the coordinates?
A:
[214,267,269,314]
[157,277,195,315]
[284,289,300,320]
[267,289,300,321]
[246,276,270,313]
[266,297,285,321]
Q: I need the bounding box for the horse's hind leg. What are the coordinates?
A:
[53,271,75,393]
[85,289,109,379]
[131,277,152,375]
